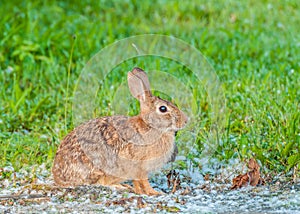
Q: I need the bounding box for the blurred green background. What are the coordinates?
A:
[0,0,299,176]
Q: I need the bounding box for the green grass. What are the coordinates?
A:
[0,0,299,176]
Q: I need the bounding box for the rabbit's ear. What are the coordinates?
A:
[127,67,152,102]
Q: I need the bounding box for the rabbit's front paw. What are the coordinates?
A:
[133,179,163,196]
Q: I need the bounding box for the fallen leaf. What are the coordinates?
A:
[105,196,141,208]
[113,198,126,205]
[199,183,211,192]
[19,199,25,206]
[166,170,181,193]
[231,158,265,189]
[204,174,210,181]
[180,199,186,205]
[231,174,249,189]
[180,186,191,195]
[137,196,147,208]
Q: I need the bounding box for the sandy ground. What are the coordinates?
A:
[1,164,300,213]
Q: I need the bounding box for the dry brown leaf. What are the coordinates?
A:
[180,186,191,195]
[204,174,210,181]
[231,174,249,189]
[136,197,147,208]
[199,183,211,192]
[166,170,181,193]
[105,196,145,208]
[231,158,265,189]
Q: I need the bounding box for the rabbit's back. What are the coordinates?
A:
[78,116,176,175]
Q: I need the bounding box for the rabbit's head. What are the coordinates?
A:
[128,67,188,132]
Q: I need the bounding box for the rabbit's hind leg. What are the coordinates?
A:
[110,183,134,192]
[52,149,93,187]
[96,175,134,192]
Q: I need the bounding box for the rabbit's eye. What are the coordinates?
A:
[159,105,167,113]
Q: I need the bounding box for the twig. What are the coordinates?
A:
[293,164,298,183]
[0,194,45,200]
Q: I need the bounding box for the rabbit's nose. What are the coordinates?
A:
[182,112,189,125]
[176,111,188,129]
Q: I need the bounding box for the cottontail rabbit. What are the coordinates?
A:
[52,67,188,195]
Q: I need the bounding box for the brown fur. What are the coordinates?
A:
[52,68,188,195]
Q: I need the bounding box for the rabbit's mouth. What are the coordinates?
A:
[170,126,182,132]
[171,124,186,131]
[173,112,189,131]
[171,118,188,131]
